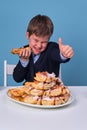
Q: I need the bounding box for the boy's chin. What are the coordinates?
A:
[34,52,40,55]
[33,50,41,55]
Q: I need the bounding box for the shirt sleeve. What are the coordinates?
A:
[60,52,67,61]
[19,58,29,67]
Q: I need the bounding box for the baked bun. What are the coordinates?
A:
[22,85,34,95]
[42,96,55,105]
[30,88,44,96]
[55,94,70,105]
[24,81,33,87]
[44,85,63,97]
[23,95,41,105]
[34,71,56,83]
[43,81,56,90]
[34,72,47,82]
[30,81,44,90]
[8,87,25,97]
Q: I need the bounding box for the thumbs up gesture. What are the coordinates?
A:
[58,38,74,58]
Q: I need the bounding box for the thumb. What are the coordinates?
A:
[58,38,63,50]
[58,37,63,46]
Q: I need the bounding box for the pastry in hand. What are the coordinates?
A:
[11,46,31,55]
[11,48,20,55]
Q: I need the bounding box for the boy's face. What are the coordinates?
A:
[28,33,49,55]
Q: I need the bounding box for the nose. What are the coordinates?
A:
[37,42,42,48]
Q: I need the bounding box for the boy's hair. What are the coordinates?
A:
[27,14,54,38]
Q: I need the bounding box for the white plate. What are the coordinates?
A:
[7,93,74,109]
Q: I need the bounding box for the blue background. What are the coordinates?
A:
[0,0,87,86]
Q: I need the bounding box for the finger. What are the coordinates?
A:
[58,37,63,45]
[58,38,64,50]
[62,48,74,58]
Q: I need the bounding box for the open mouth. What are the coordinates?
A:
[33,47,41,54]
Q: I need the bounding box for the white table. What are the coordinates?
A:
[0,86,87,130]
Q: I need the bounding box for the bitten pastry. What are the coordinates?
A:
[11,48,20,55]
[11,46,31,55]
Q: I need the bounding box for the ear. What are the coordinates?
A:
[26,32,29,39]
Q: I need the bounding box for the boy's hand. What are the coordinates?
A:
[19,47,31,61]
[58,38,74,58]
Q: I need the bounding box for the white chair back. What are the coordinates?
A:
[4,60,16,87]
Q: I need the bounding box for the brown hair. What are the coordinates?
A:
[27,14,54,38]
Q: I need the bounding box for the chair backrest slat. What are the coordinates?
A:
[4,60,16,87]
[7,64,16,75]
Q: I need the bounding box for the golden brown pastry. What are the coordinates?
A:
[11,46,31,55]
[34,72,47,82]
[30,88,44,96]
[7,71,71,106]
[8,87,25,97]
[43,81,56,90]
[30,81,44,90]
[24,81,33,87]
[11,48,20,55]
[62,86,70,95]
[42,96,55,105]
[44,85,63,97]
[55,94,70,105]
[34,71,56,82]
[23,95,41,105]
[23,86,34,95]
[10,95,23,102]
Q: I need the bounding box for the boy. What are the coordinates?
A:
[13,14,74,83]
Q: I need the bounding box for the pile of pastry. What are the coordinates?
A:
[8,71,71,106]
